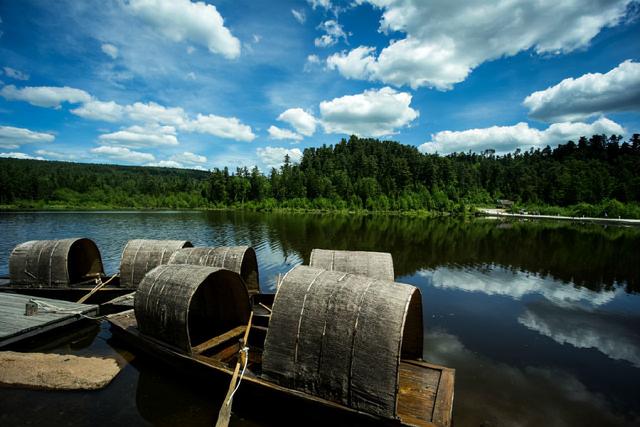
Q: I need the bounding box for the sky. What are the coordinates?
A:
[0,0,639,171]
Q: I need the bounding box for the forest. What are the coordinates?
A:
[1,134,640,217]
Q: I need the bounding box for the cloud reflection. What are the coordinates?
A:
[424,330,633,426]
[519,302,640,367]
[421,265,617,307]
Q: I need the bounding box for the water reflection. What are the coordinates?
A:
[425,330,637,426]
[519,302,640,367]
[1,211,639,425]
[421,265,619,307]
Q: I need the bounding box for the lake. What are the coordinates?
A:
[0,211,638,426]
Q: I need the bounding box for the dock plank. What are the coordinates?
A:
[0,293,98,347]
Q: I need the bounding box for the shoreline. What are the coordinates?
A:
[477,208,640,226]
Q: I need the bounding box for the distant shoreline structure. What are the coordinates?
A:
[478,208,640,226]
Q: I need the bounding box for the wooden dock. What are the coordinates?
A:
[0,293,98,347]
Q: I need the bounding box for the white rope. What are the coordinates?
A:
[226,346,249,405]
[28,298,105,320]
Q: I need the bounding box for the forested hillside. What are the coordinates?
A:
[2,134,640,216]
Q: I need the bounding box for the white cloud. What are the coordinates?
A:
[419,117,626,155]
[184,113,256,141]
[277,108,317,136]
[268,125,303,141]
[257,146,303,169]
[0,125,55,149]
[315,20,347,48]
[304,54,322,72]
[330,0,635,89]
[91,145,155,163]
[146,159,183,168]
[35,149,76,160]
[291,9,306,24]
[171,151,207,164]
[125,101,188,127]
[0,152,45,160]
[0,85,91,108]
[126,0,241,59]
[319,86,418,137]
[308,0,332,10]
[99,124,179,147]
[71,100,125,122]
[2,67,29,81]
[524,60,640,122]
[101,43,119,59]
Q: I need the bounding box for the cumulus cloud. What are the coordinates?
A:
[101,43,119,59]
[320,86,418,137]
[126,0,241,59]
[35,149,76,160]
[0,125,55,149]
[91,145,155,163]
[419,117,626,155]
[314,20,347,48]
[125,101,188,126]
[2,67,29,81]
[257,146,303,169]
[524,60,640,122]
[171,151,207,164]
[329,0,635,89]
[146,159,183,168]
[0,152,45,160]
[277,108,317,136]
[291,9,306,24]
[99,124,179,147]
[0,85,91,108]
[184,113,256,141]
[308,0,332,10]
[71,100,125,122]
[268,125,303,141]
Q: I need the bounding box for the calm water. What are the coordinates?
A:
[0,211,639,426]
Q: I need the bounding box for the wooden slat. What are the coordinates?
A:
[397,361,441,426]
[431,368,455,427]
[191,325,246,354]
[0,293,98,347]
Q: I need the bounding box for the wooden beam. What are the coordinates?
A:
[191,325,246,354]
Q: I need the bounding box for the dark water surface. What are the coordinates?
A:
[0,211,639,426]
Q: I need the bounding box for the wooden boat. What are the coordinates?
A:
[108,264,454,427]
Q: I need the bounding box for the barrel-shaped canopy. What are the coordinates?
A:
[134,264,251,353]
[309,249,395,281]
[9,238,104,287]
[119,239,192,288]
[262,265,423,419]
[168,246,260,294]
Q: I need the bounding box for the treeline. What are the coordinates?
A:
[1,134,640,216]
[0,159,210,208]
[204,134,640,216]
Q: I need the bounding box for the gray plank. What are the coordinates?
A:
[0,293,98,346]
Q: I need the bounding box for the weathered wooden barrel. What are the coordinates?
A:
[262,265,423,419]
[134,264,250,354]
[168,246,260,294]
[9,238,104,287]
[119,239,193,288]
[309,249,395,281]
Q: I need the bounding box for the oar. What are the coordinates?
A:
[215,311,254,427]
[77,274,119,304]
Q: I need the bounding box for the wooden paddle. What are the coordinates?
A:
[215,311,254,427]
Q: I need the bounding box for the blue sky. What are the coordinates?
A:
[0,0,639,171]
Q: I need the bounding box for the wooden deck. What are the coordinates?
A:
[0,293,98,347]
[398,360,454,427]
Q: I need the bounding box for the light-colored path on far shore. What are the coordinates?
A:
[478,208,640,226]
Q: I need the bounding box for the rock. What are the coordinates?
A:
[0,351,121,390]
